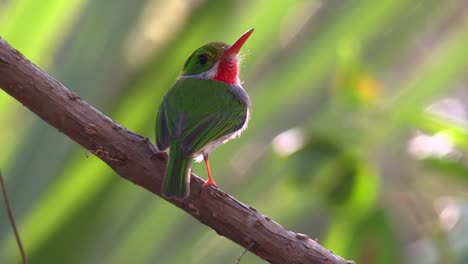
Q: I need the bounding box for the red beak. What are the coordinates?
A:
[222,29,254,59]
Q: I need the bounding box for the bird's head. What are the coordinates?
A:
[181,29,254,85]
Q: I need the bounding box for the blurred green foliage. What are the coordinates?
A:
[1,0,468,263]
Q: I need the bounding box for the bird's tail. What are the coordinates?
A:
[162,142,192,198]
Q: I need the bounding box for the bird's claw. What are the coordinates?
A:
[202,179,217,188]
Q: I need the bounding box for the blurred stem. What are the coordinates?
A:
[235,241,255,264]
[0,171,27,264]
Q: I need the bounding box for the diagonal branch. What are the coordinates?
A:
[0,37,353,264]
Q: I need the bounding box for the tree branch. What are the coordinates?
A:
[0,37,354,264]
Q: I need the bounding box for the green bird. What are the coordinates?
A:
[156,29,254,198]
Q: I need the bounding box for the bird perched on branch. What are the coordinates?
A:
[155,29,254,198]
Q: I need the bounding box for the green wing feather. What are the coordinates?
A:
[157,77,248,155]
[155,104,170,150]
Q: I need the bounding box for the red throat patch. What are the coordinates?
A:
[214,59,239,85]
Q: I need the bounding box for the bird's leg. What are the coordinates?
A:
[202,154,217,187]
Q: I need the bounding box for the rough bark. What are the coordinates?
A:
[0,37,354,264]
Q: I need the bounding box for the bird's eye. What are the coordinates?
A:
[198,54,209,65]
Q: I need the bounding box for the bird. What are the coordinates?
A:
[155,29,253,198]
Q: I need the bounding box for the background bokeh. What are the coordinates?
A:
[1,0,468,263]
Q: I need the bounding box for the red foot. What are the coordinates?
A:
[202,178,217,188]
[202,155,217,188]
